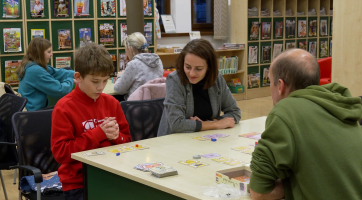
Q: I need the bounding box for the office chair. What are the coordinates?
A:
[121,98,165,141]
[0,94,27,200]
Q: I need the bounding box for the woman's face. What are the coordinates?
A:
[183,53,208,84]
[44,47,52,64]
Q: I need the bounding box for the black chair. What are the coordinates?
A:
[121,98,165,141]
[0,94,27,200]
[10,109,65,200]
[4,84,15,95]
[359,96,362,125]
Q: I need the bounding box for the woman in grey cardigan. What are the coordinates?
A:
[157,39,241,136]
[114,32,163,100]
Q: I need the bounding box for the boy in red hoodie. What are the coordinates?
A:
[51,43,131,200]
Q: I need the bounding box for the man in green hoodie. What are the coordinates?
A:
[250,49,362,200]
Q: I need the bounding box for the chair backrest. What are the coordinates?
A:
[11,109,60,179]
[317,57,332,79]
[0,94,27,167]
[121,98,165,141]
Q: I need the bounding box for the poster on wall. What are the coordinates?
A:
[120,22,127,46]
[74,0,89,16]
[143,0,152,16]
[119,0,126,16]
[30,0,44,18]
[2,0,19,18]
[248,46,258,64]
[298,20,306,37]
[54,0,69,17]
[31,29,45,39]
[119,53,128,71]
[3,28,21,52]
[79,28,91,47]
[58,29,71,49]
[144,22,153,45]
[55,57,71,68]
[308,41,317,57]
[100,0,115,17]
[99,23,114,46]
[308,20,317,37]
[273,44,282,60]
[4,60,21,85]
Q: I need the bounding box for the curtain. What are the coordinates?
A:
[213,0,229,40]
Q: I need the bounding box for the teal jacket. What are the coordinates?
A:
[250,83,362,200]
[18,62,74,111]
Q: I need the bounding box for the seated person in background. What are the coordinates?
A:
[157,39,241,136]
[51,43,131,200]
[114,32,163,100]
[17,37,74,111]
[250,49,362,200]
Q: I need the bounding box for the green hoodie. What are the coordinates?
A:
[250,83,362,200]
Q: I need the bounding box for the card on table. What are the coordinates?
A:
[224,159,243,166]
[193,136,209,141]
[149,165,178,178]
[212,157,230,162]
[232,146,249,151]
[189,162,209,168]
[120,146,136,152]
[84,151,106,156]
[108,148,126,153]
[202,153,221,158]
[178,160,198,165]
[133,144,149,150]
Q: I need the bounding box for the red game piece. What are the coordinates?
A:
[255,141,258,145]
[135,144,139,147]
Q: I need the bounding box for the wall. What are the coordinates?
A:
[332,0,362,96]
[157,0,231,49]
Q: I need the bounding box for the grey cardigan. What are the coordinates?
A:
[157,71,241,136]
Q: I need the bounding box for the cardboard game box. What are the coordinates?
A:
[216,165,251,195]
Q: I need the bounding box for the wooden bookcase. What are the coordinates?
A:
[231,0,333,99]
[156,49,246,101]
[0,0,156,89]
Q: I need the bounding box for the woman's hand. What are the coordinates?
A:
[215,117,235,129]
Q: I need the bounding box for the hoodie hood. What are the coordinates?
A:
[19,61,42,81]
[133,53,161,68]
[289,83,362,123]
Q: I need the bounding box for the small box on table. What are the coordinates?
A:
[216,165,251,195]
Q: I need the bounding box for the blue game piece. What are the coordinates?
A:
[211,138,217,142]
[116,152,120,156]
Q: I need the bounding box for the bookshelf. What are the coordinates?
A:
[231,0,333,99]
[0,0,157,89]
[156,49,246,101]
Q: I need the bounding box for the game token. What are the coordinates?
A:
[135,144,139,147]
[211,138,217,142]
[193,155,201,159]
[116,152,120,156]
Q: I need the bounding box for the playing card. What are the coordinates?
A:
[133,144,149,150]
[178,160,198,165]
[84,151,106,156]
[224,159,243,166]
[120,146,136,152]
[232,146,249,151]
[108,148,126,153]
[193,136,209,141]
[243,149,254,154]
[189,162,209,168]
[202,135,215,139]
[213,133,230,138]
[202,153,221,158]
[250,134,262,140]
[212,157,230,162]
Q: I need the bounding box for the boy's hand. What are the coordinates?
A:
[100,117,119,141]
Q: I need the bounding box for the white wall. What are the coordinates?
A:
[157,0,231,49]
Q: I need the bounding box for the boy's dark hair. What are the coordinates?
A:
[176,39,218,89]
[75,43,114,77]
[272,49,320,92]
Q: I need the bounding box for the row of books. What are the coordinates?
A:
[248,39,332,64]
[249,18,332,40]
[2,0,153,18]
[2,52,129,86]
[218,56,238,75]
[2,22,153,52]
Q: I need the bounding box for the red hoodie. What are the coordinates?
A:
[51,85,131,191]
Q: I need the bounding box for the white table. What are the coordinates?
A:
[72,116,267,200]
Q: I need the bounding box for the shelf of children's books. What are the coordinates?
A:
[0,53,24,57]
[222,70,245,75]
[53,50,74,54]
[51,18,73,21]
[73,18,95,21]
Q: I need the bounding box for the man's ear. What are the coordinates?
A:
[278,79,287,96]
[74,72,82,83]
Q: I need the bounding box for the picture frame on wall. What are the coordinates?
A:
[309,41,317,57]
[54,0,69,17]
[274,21,283,39]
[74,0,89,17]
[273,44,282,60]
[298,20,307,37]
[308,20,317,37]
[2,0,19,18]
[99,23,115,46]
[286,20,295,38]
[320,41,328,58]
[100,0,115,17]
[298,41,307,50]
[248,46,258,64]
[286,42,295,50]
[58,29,71,49]
[261,46,271,63]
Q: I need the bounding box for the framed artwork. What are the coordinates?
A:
[249,22,260,40]
[308,41,317,57]
[54,0,69,17]
[308,20,317,37]
[298,20,307,37]
[286,20,295,38]
[320,19,328,36]
[261,22,271,40]
[274,21,283,38]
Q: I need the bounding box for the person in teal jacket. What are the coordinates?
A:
[17,38,74,111]
[250,49,362,200]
